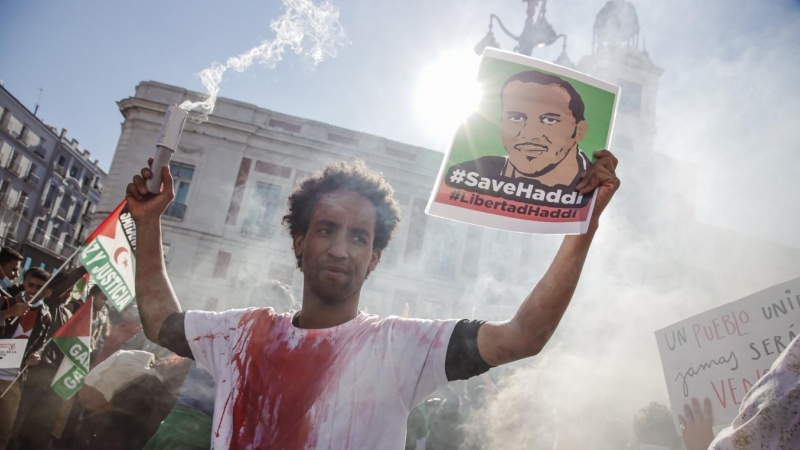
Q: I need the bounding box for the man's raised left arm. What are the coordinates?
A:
[476,150,620,367]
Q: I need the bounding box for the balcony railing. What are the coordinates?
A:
[241,221,274,239]
[56,207,67,219]
[81,184,89,195]
[6,161,21,176]
[53,164,66,178]
[31,145,47,160]
[164,202,187,220]
[61,243,77,258]
[25,173,39,188]
[29,228,77,258]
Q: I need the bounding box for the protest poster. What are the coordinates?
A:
[426,48,620,234]
[655,277,800,432]
[0,339,28,369]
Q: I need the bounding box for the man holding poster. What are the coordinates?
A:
[427,48,619,234]
[123,137,618,449]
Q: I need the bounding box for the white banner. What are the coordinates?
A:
[655,277,800,431]
[0,339,29,369]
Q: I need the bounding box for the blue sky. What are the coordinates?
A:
[2,0,799,248]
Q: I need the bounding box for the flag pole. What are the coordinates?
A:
[27,246,83,305]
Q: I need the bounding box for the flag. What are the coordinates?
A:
[79,201,136,311]
[51,298,93,400]
[70,272,90,300]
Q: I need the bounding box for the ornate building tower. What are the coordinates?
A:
[578,0,663,154]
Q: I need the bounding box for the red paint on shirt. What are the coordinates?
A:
[227,309,339,449]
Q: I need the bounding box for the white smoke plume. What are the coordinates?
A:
[179,0,346,121]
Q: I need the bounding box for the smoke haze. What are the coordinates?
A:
[179,0,346,120]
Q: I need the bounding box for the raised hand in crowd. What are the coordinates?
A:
[678,397,714,450]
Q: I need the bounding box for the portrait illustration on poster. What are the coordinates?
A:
[427,48,620,234]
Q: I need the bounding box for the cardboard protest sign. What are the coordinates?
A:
[427,48,620,234]
[655,277,800,432]
[0,339,28,369]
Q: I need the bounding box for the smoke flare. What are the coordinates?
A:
[180,0,346,121]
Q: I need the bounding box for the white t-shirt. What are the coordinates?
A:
[185,308,457,450]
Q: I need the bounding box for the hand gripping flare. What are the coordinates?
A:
[146,105,189,194]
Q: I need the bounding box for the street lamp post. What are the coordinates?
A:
[474,0,569,59]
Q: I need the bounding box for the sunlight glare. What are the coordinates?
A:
[414,51,482,143]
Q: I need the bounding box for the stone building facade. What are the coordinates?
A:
[98,81,524,317]
[96,1,800,322]
[0,84,106,271]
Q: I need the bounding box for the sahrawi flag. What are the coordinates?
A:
[79,201,136,311]
[51,298,93,400]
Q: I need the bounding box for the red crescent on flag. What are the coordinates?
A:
[114,247,129,263]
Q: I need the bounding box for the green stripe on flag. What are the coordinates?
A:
[52,360,87,400]
[54,337,91,373]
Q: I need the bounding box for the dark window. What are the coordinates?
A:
[213,251,231,279]
[327,133,359,146]
[71,202,82,224]
[165,162,194,220]
[618,80,642,117]
[268,119,301,133]
[425,221,456,278]
[404,198,428,261]
[242,182,282,238]
[254,160,292,178]
[385,147,416,161]
[461,226,483,277]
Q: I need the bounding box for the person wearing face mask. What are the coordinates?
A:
[0,248,24,296]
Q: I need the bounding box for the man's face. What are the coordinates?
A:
[500,81,587,177]
[293,190,381,305]
[23,276,46,299]
[1,261,21,281]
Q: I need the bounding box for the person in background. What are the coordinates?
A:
[9,268,81,450]
[143,279,298,450]
[0,267,50,450]
[680,334,800,450]
[74,350,187,450]
[0,248,23,296]
[86,285,110,362]
[631,402,682,450]
[92,304,144,367]
[48,284,112,450]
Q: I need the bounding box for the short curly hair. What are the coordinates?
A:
[282,160,402,269]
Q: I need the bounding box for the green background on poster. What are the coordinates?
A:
[446,56,617,167]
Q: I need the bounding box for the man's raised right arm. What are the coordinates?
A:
[126,161,183,344]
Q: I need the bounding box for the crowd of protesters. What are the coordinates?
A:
[3,244,800,449]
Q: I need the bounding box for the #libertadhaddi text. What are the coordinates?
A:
[426,48,620,234]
